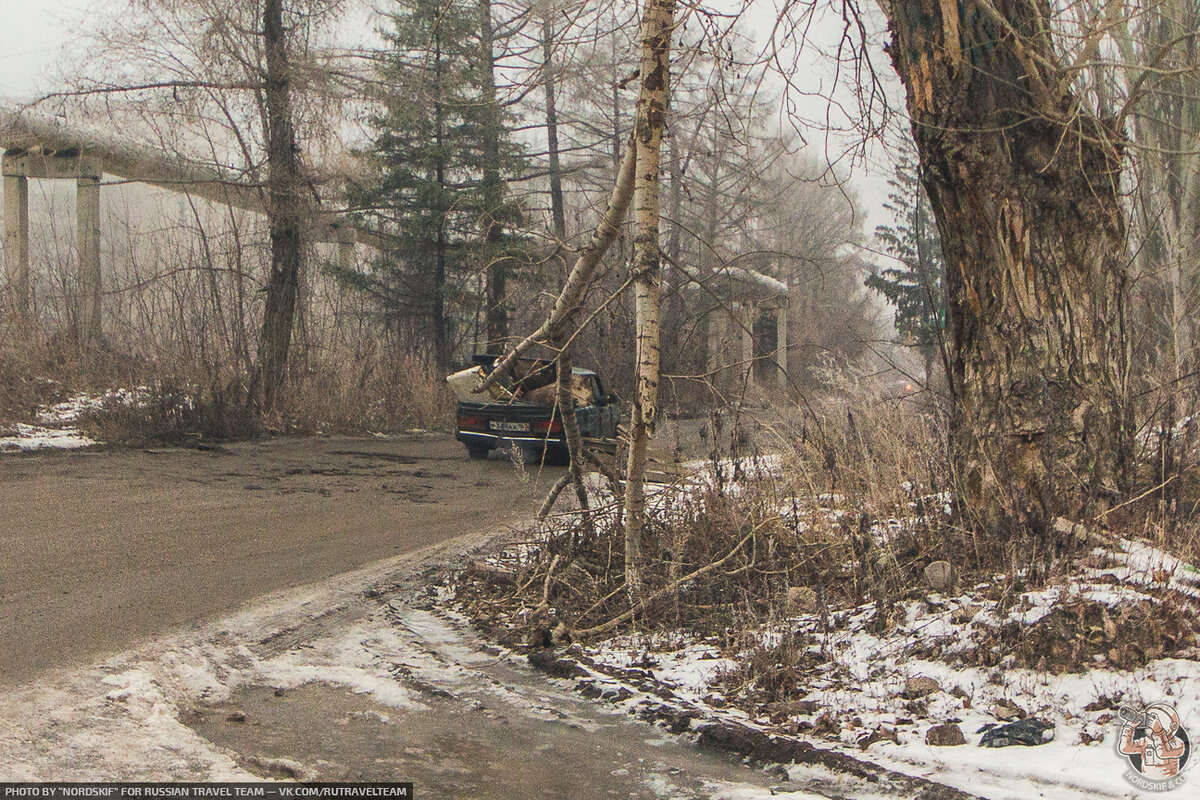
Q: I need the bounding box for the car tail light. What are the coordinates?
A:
[458,415,487,431]
[532,420,563,434]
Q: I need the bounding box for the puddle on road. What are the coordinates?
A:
[191,682,790,799]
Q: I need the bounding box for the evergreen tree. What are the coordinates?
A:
[866,152,947,382]
[347,0,526,368]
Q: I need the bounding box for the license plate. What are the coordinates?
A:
[490,421,530,433]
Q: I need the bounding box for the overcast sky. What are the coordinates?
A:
[0,1,90,97]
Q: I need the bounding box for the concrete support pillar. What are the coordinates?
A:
[338,237,355,272]
[76,173,102,343]
[3,173,29,316]
[775,301,788,388]
[5,152,104,338]
[706,308,726,378]
[740,302,755,385]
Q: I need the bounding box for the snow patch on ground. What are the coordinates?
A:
[253,622,429,711]
[3,390,111,451]
[0,619,443,778]
[0,650,250,781]
[577,538,1200,799]
[0,423,96,451]
[0,388,153,451]
[700,782,833,800]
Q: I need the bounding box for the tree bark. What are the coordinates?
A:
[479,0,509,352]
[623,0,674,594]
[888,0,1131,536]
[542,14,567,257]
[432,29,450,369]
[257,0,305,413]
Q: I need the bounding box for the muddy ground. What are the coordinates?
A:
[0,421,981,798]
[0,434,564,685]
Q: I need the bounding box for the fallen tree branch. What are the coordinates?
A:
[574,580,630,623]
[571,520,769,640]
[465,560,517,586]
[537,553,563,613]
[538,473,574,520]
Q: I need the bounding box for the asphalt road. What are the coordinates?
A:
[0,434,553,686]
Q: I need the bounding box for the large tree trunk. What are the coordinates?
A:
[542,14,567,258]
[257,0,305,413]
[888,0,1131,536]
[479,0,509,352]
[623,0,674,594]
[432,31,450,369]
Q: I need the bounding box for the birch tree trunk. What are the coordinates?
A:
[623,0,674,594]
[887,0,1132,537]
[257,0,305,413]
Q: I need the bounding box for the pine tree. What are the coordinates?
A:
[866,152,946,383]
[347,0,526,368]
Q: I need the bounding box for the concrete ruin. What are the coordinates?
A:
[685,264,790,390]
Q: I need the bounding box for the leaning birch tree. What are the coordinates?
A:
[477,0,675,596]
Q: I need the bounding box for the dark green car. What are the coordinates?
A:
[454,355,621,463]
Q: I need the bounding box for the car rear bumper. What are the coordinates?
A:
[456,430,566,449]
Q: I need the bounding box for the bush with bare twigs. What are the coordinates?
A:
[457,399,976,644]
[457,384,1200,692]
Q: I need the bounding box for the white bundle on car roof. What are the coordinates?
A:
[445,366,514,402]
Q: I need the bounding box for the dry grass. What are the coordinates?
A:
[716,630,823,706]
[2,323,453,445]
[959,596,1200,672]
[0,343,49,425]
[458,394,967,646]
[457,379,1200,689]
[279,348,452,435]
[81,382,259,445]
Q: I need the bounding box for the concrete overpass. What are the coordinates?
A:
[0,106,789,387]
[0,106,385,342]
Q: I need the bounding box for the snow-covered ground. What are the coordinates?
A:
[573,536,1200,800]
[0,421,96,450]
[0,390,122,451]
[2,532,856,798]
[584,628,1198,799]
[0,387,154,451]
[469,453,1200,797]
